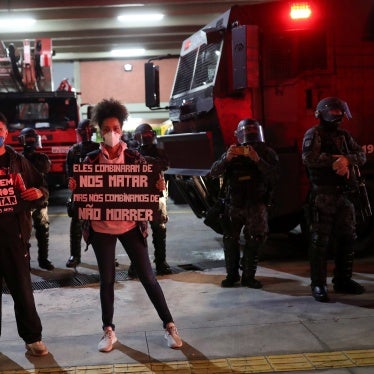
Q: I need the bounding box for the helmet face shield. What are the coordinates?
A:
[235,119,265,144]
[134,123,157,146]
[321,109,344,124]
[139,129,157,145]
[18,128,42,149]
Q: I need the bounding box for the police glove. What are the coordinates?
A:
[332,155,350,178]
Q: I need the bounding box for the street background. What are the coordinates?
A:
[1,188,373,373]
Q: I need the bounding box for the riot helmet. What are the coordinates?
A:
[315,97,352,126]
[234,119,265,145]
[134,123,157,146]
[18,127,42,150]
[76,119,93,142]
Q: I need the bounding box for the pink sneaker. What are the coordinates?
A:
[98,326,117,352]
[164,322,183,349]
[25,340,48,356]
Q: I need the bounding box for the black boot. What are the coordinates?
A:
[156,261,172,275]
[36,226,54,271]
[311,285,329,302]
[221,274,241,287]
[221,236,240,287]
[332,240,365,294]
[127,263,138,278]
[241,240,262,289]
[67,217,82,268]
[152,225,172,275]
[333,279,365,294]
[309,237,329,302]
[66,256,81,268]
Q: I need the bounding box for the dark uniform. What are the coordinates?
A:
[210,119,279,288]
[128,123,172,276]
[19,127,54,271]
[0,112,49,356]
[65,119,99,268]
[302,96,366,302]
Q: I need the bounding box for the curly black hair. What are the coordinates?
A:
[91,98,128,128]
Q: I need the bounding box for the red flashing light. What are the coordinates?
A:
[290,2,312,20]
[184,39,191,51]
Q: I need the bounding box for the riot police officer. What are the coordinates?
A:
[210,119,279,288]
[128,123,172,276]
[65,119,99,268]
[18,127,54,271]
[302,97,366,302]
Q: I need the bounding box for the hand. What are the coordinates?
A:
[226,145,238,161]
[332,155,350,178]
[21,187,43,201]
[247,145,260,162]
[68,177,77,190]
[156,175,166,191]
[332,155,349,169]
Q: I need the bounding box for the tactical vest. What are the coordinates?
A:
[307,127,349,187]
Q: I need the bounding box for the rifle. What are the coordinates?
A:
[351,163,372,223]
[342,138,372,224]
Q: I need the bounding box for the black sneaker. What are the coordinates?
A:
[221,274,240,288]
[156,261,173,275]
[66,256,81,268]
[333,279,365,294]
[311,285,329,302]
[39,259,54,271]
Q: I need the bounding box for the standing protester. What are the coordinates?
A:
[127,123,172,277]
[210,119,279,288]
[18,127,54,271]
[0,113,49,356]
[302,97,366,302]
[69,98,182,352]
[65,119,99,268]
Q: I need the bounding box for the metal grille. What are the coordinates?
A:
[172,42,221,97]
[1,262,223,294]
[2,272,105,294]
[191,42,220,89]
[172,50,197,95]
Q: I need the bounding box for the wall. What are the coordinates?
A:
[79,58,178,106]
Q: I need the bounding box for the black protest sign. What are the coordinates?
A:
[72,163,160,221]
[0,175,21,214]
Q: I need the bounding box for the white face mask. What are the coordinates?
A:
[103,131,121,147]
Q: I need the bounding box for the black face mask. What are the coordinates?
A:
[24,142,37,152]
[320,120,339,132]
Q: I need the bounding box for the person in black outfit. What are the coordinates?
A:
[18,127,54,271]
[302,97,366,302]
[0,113,49,356]
[127,123,172,276]
[65,119,99,268]
[210,119,279,288]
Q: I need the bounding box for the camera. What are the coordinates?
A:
[234,145,249,156]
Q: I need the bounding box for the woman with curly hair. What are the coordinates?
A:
[69,98,182,352]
